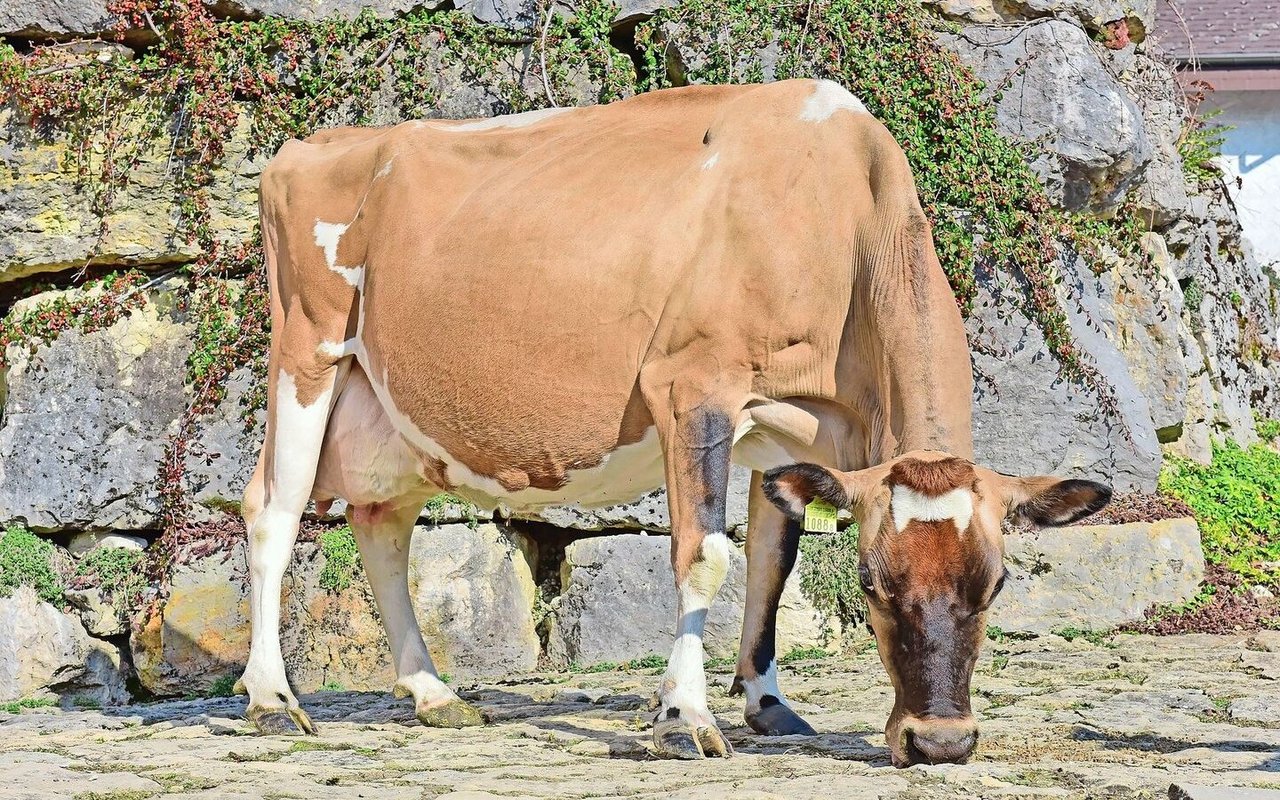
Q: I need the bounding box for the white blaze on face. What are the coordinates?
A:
[799,79,869,122]
[891,485,974,534]
[702,151,720,170]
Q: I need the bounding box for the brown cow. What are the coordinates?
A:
[239,79,1111,765]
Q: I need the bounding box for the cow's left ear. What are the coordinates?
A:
[998,475,1113,528]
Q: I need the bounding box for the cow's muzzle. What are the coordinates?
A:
[896,716,978,766]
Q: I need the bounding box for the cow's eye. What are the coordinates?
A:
[858,564,876,596]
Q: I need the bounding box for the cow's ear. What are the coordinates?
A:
[999,475,1112,528]
[762,463,850,520]
[762,463,890,520]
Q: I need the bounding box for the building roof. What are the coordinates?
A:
[1153,0,1280,64]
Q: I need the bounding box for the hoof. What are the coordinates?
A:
[746,701,817,737]
[247,705,317,736]
[417,699,485,729]
[652,713,733,759]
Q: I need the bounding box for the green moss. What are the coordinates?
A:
[1160,441,1280,588]
[0,526,64,604]
[1051,625,1114,647]
[1255,414,1280,442]
[318,526,360,592]
[777,646,831,664]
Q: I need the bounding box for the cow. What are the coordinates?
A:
[237,78,1111,766]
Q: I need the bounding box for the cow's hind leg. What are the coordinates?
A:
[646,390,737,759]
[730,472,817,736]
[237,324,345,734]
[348,499,484,729]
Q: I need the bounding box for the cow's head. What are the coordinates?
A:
[762,450,1110,767]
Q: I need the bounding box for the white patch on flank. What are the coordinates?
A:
[313,221,348,268]
[444,106,573,132]
[891,485,974,534]
[331,265,364,287]
[741,661,788,712]
[375,158,394,178]
[313,220,365,286]
[799,79,869,122]
[702,151,720,170]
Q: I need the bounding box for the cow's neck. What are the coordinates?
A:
[854,216,975,465]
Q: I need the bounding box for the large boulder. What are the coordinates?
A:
[0,586,128,705]
[922,0,1155,40]
[990,518,1204,634]
[1120,53,1193,228]
[969,257,1162,492]
[1100,233,1187,439]
[545,533,835,668]
[1167,190,1280,439]
[0,110,261,285]
[0,293,191,531]
[940,20,1152,214]
[0,0,116,40]
[131,522,539,696]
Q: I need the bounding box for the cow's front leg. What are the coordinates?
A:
[651,404,735,759]
[348,499,484,729]
[731,472,817,736]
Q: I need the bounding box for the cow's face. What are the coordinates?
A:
[762,450,1110,767]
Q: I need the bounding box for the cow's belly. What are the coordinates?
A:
[441,426,667,514]
[315,367,807,516]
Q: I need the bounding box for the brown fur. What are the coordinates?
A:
[886,456,976,497]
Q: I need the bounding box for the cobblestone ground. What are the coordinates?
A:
[2,633,1278,800]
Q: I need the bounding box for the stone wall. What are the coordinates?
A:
[0,0,1267,704]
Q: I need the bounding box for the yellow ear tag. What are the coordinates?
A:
[803,498,838,533]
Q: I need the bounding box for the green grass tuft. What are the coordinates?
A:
[778,646,832,664]
[1,696,57,714]
[318,526,360,592]
[206,674,238,698]
[0,525,64,604]
[797,525,866,628]
[74,546,146,612]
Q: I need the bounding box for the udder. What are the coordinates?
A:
[311,365,434,509]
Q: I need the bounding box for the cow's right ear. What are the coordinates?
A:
[762,463,854,520]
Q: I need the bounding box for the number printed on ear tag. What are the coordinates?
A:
[803,498,838,533]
